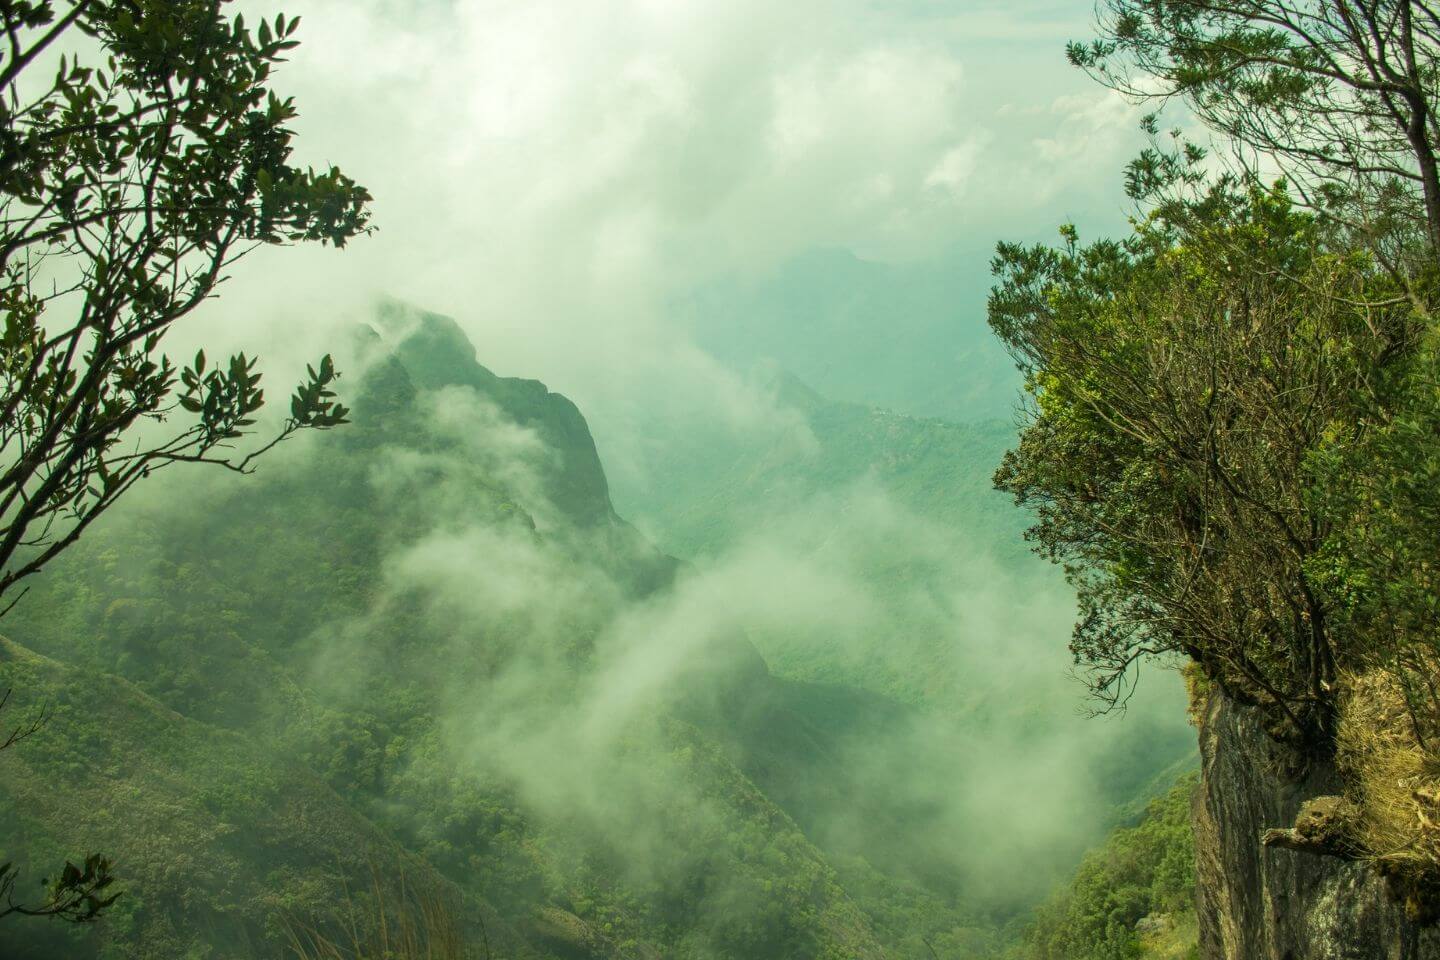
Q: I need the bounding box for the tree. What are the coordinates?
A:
[0,853,118,923]
[1070,0,1440,264]
[0,0,371,611]
[990,187,1404,743]
[0,0,371,923]
[988,0,1440,890]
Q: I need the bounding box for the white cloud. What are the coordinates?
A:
[925,132,994,196]
[210,0,1142,361]
[150,0,1156,518]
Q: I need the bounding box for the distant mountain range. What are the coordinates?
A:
[680,245,1019,424]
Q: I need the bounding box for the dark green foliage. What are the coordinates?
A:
[991,184,1415,740]
[0,638,508,958]
[990,1,1440,906]
[995,0,1440,767]
[0,853,118,923]
[0,1,371,905]
[1309,327,1440,729]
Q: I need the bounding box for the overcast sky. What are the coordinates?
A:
[209,0,1149,434]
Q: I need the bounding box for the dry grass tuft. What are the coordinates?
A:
[1336,668,1440,919]
[286,866,482,960]
[1183,662,1213,728]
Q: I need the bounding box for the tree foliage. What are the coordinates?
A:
[0,854,118,923]
[0,0,370,607]
[1016,776,1198,960]
[995,0,1440,765]
[992,186,1411,741]
[1309,324,1440,740]
[1071,0,1440,261]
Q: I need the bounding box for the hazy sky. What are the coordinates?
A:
[209,0,1148,436]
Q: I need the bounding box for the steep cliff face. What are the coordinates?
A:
[1194,689,1440,959]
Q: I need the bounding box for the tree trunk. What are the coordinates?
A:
[1406,104,1440,256]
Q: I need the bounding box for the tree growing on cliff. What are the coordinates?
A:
[990,187,1404,743]
[0,0,371,922]
[997,0,1440,742]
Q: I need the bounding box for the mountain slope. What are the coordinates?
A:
[0,306,1195,959]
[624,365,1028,568]
[0,639,523,959]
[0,308,956,959]
[607,359,1198,929]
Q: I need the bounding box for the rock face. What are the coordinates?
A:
[1194,688,1440,959]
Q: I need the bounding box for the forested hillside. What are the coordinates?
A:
[0,309,855,957]
[1011,776,1200,960]
[612,368,1035,707]
[616,367,1026,568]
[0,309,1189,958]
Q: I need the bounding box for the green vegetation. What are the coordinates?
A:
[1070,0,1440,258]
[609,360,1196,906]
[992,0,1440,905]
[286,869,472,960]
[622,366,1028,568]
[30,0,1418,955]
[1012,776,1199,960]
[991,186,1391,732]
[0,0,370,930]
[5,308,1103,958]
[614,368,1042,709]
[0,0,369,603]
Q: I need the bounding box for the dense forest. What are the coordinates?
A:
[4,0,1440,958]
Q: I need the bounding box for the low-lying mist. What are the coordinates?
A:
[296,328,1193,913]
[0,304,1194,957]
[0,1,1208,956]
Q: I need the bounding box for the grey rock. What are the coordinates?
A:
[1194,688,1440,959]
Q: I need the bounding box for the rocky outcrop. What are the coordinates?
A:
[1194,688,1440,959]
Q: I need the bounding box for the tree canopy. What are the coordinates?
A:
[1070,0,1440,263]
[993,1,1440,774]
[0,0,370,609]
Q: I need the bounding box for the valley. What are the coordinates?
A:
[0,308,1194,958]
